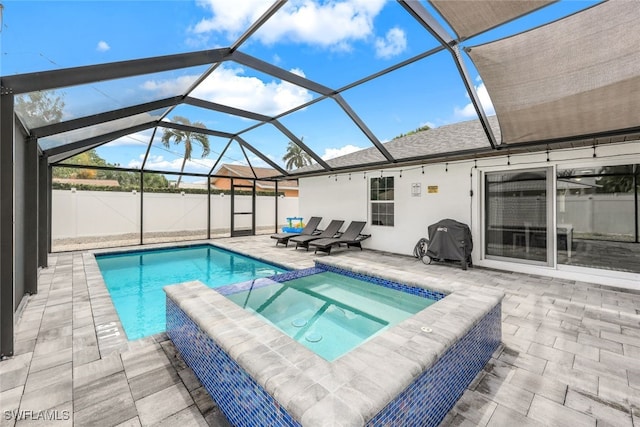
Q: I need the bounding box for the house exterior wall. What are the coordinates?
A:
[299,162,471,255]
[299,141,640,289]
[212,177,299,197]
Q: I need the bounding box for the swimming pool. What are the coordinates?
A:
[96,244,286,339]
[221,269,437,360]
[165,260,503,426]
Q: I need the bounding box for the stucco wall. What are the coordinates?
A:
[299,141,640,287]
[299,162,472,256]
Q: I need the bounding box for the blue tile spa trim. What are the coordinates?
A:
[166,297,301,427]
[268,267,326,283]
[315,262,447,302]
[167,287,501,426]
[366,304,502,426]
[215,267,325,296]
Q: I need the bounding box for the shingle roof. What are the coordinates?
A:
[296,116,501,173]
[212,164,298,188]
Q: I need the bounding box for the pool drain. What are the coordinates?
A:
[305,333,322,342]
[291,318,307,327]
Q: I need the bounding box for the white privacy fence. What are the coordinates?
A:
[52,190,299,240]
[558,193,637,238]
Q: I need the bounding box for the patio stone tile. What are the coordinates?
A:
[128,365,182,401]
[501,333,532,353]
[152,406,208,427]
[600,349,640,373]
[134,383,194,426]
[528,394,596,427]
[190,386,216,415]
[573,355,628,381]
[19,379,72,413]
[449,389,497,425]
[508,369,567,404]
[203,408,232,427]
[159,341,188,372]
[543,361,599,395]
[629,371,640,391]
[32,336,72,359]
[23,362,71,394]
[74,371,131,412]
[28,347,72,374]
[577,332,624,354]
[177,366,201,392]
[72,324,100,366]
[581,317,622,334]
[497,346,546,375]
[122,344,172,380]
[0,386,24,427]
[513,326,557,346]
[486,404,544,427]
[482,357,517,382]
[601,330,640,348]
[114,417,142,427]
[8,237,640,427]
[598,376,640,409]
[0,353,32,392]
[553,337,599,360]
[14,401,72,427]
[565,389,633,427]
[73,350,123,389]
[74,388,137,427]
[527,342,575,366]
[474,372,534,415]
[501,322,518,335]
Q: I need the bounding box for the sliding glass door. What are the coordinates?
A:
[485,168,553,264]
[556,164,640,273]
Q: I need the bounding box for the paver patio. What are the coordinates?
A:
[1,236,639,426]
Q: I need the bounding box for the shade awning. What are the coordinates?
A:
[468,0,640,145]
[429,0,555,40]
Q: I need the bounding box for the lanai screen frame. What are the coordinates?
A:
[2,0,638,358]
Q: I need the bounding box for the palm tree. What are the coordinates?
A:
[161,116,210,188]
[282,140,312,170]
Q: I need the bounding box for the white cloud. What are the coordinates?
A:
[321,144,363,160]
[141,75,199,97]
[193,0,386,51]
[374,27,406,59]
[128,154,215,173]
[105,131,154,147]
[142,64,313,116]
[96,41,110,52]
[454,81,495,119]
[193,0,272,37]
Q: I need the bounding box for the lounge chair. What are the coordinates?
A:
[270,216,322,247]
[290,220,344,251]
[308,221,370,255]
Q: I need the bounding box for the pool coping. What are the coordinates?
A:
[164,257,504,425]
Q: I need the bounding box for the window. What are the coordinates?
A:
[371,177,394,226]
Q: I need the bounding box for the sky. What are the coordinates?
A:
[0,0,599,182]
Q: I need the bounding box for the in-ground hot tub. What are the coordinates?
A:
[165,259,503,426]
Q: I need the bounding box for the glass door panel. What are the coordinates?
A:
[556,164,640,273]
[485,168,550,264]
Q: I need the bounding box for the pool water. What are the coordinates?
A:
[96,245,286,340]
[226,271,436,361]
